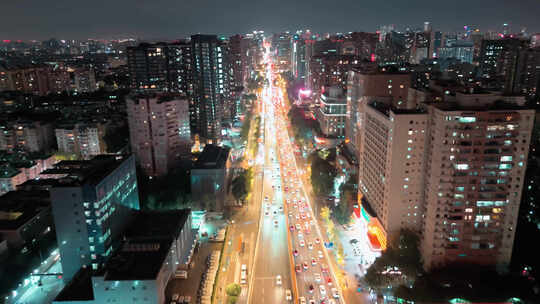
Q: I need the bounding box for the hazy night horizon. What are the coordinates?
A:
[1,0,540,39]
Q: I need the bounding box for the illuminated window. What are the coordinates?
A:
[455,164,469,170]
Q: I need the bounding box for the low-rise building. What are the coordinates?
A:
[53,210,195,304]
[317,86,347,138]
[0,190,53,248]
[191,144,231,211]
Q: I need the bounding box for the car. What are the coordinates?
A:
[311,257,317,265]
[293,249,299,256]
[295,214,300,220]
[293,204,298,209]
[295,224,301,230]
[289,212,293,217]
[273,210,278,215]
[314,273,321,282]
[308,284,314,293]
[265,211,270,216]
[319,285,326,295]
[304,228,310,235]
[303,262,309,270]
[298,233,303,239]
[172,294,179,301]
[326,277,333,285]
[301,213,307,220]
[290,225,295,231]
[276,275,282,285]
[315,238,321,244]
[309,300,316,304]
[306,212,311,218]
[299,297,307,304]
[321,264,329,273]
[274,220,279,227]
[308,242,313,250]
[295,264,302,273]
[331,287,339,298]
[318,250,324,259]
[285,289,292,301]
[299,239,305,247]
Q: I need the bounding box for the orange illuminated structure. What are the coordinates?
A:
[353,193,388,251]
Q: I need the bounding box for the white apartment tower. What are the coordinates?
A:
[359,102,428,238]
[127,95,191,177]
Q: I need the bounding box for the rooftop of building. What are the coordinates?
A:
[128,93,188,104]
[99,209,190,281]
[41,154,133,187]
[53,268,94,302]
[193,144,230,169]
[368,101,427,118]
[0,190,50,230]
[0,150,54,178]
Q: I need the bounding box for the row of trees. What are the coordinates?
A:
[308,150,336,197]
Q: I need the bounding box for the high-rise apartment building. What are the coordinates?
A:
[422,92,533,270]
[345,69,412,156]
[127,94,191,177]
[356,89,534,271]
[55,122,108,159]
[191,35,225,143]
[127,42,192,95]
[272,32,292,72]
[358,102,428,238]
[0,120,54,152]
[479,38,529,93]
[49,155,140,282]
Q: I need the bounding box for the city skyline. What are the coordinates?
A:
[1,0,540,40]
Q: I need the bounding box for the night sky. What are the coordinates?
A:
[1,0,540,40]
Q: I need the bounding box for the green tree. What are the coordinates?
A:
[226,296,238,304]
[309,152,336,196]
[226,283,242,296]
[364,229,422,291]
[232,173,248,204]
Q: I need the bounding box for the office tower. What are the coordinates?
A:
[126,41,192,95]
[291,34,308,83]
[49,155,140,282]
[228,34,244,90]
[191,35,225,144]
[272,32,292,72]
[422,92,534,271]
[127,94,191,177]
[358,102,428,240]
[437,41,475,64]
[317,86,347,138]
[55,122,108,159]
[479,38,529,93]
[410,31,431,64]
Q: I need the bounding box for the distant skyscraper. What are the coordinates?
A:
[127,94,191,177]
[191,35,225,144]
[479,38,529,93]
[49,155,140,282]
[127,42,192,94]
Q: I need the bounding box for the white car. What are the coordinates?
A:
[276,275,282,285]
[331,287,339,298]
[285,289,292,301]
[299,239,305,247]
[295,224,301,230]
[318,250,323,259]
[319,285,326,296]
[299,297,306,304]
[308,242,313,250]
